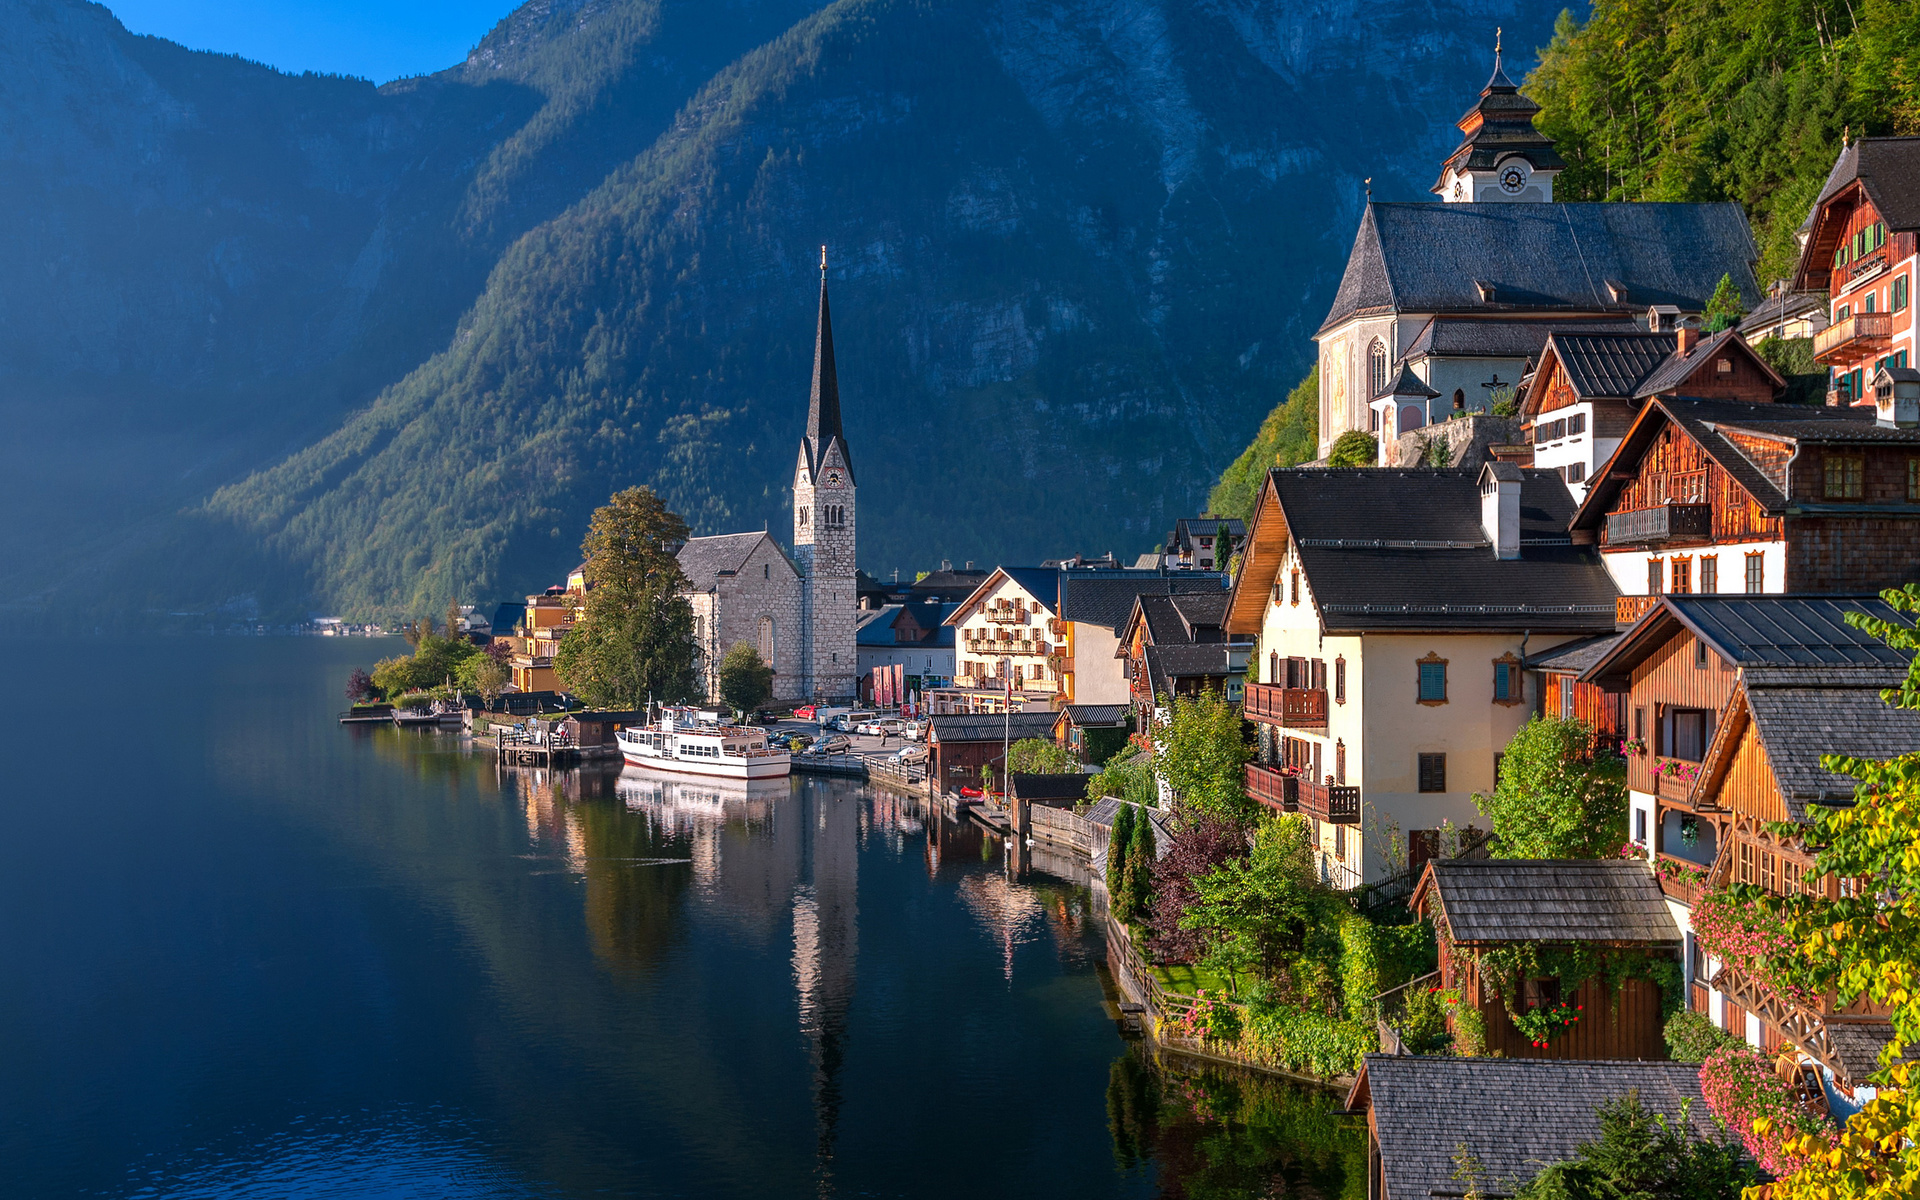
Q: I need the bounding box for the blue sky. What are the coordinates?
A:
[108,0,523,83]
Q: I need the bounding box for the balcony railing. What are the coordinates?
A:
[1606,503,1713,546]
[1654,757,1702,802]
[1814,311,1893,364]
[1296,777,1361,825]
[1246,763,1299,812]
[1616,595,1661,626]
[984,608,1029,624]
[964,638,1051,656]
[1244,683,1329,730]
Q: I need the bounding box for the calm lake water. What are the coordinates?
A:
[0,638,1361,1198]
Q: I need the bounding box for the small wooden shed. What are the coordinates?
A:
[562,710,649,750]
[1413,859,1681,1061]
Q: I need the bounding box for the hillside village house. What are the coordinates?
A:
[1580,595,1913,1103]
[934,566,1226,715]
[1568,394,1920,614]
[1794,137,1920,404]
[1315,51,1761,457]
[1226,464,1619,888]
[508,571,585,694]
[855,597,957,692]
[1115,592,1252,729]
[1160,517,1246,572]
[1520,327,1786,501]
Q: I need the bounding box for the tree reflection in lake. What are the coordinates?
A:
[1107,1047,1368,1200]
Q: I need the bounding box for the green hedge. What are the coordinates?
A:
[1241,1004,1377,1078]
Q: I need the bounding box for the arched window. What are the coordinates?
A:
[1368,339,1389,397]
[758,616,775,665]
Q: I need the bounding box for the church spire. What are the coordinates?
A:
[807,246,842,444]
[1433,32,1563,202]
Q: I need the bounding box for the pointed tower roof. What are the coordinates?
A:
[1432,33,1564,197]
[801,247,854,483]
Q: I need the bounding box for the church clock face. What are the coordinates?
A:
[1499,165,1528,195]
[822,467,846,489]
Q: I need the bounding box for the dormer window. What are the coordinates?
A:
[1474,280,1497,303]
[1605,279,1629,303]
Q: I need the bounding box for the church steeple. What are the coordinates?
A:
[803,247,853,483]
[1433,30,1564,203]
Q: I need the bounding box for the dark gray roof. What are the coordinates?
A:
[1525,632,1623,674]
[1827,1023,1900,1084]
[1267,468,1619,633]
[1424,860,1678,944]
[1630,329,1772,399]
[1009,773,1089,804]
[676,532,783,590]
[909,569,991,600]
[1375,361,1440,401]
[1739,289,1830,336]
[1059,704,1130,727]
[857,605,904,647]
[1321,202,1760,334]
[1811,137,1920,232]
[1357,1056,1719,1200]
[1406,316,1641,362]
[1056,571,1228,631]
[1548,331,1676,400]
[1667,595,1909,668]
[1131,592,1233,648]
[927,712,1059,744]
[1144,644,1241,696]
[1746,685,1920,817]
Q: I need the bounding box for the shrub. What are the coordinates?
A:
[1698,1044,1834,1176]
[1664,1011,1742,1063]
[1395,984,1455,1055]
[1475,716,1627,859]
[1691,886,1816,1008]
[1339,917,1438,1023]
[1241,996,1376,1077]
[1327,430,1377,468]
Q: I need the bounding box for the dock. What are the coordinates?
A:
[493,729,585,767]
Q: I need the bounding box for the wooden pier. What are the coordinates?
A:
[493,729,583,767]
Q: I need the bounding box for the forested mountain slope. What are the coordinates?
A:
[5,0,1568,621]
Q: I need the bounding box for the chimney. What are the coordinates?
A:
[940,559,952,571]
[1877,370,1920,428]
[965,560,975,570]
[1479,463,1522,560]
[1676,325,1697,355]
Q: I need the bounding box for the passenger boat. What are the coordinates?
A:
[616,707,791,779]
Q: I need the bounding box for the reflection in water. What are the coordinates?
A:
[1106,1047,1367,1199]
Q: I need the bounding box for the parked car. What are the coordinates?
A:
[793,705,818,720]
[893,745,927,765]
[809,734,852,755]
[831,709,880,732]
[902,723,928,742]
[856,719,906,736]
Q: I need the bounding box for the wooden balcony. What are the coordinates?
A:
[1606,503,1713,546]
[1245,763,1298,812]
[1654,757,1701,802]
[1616,594,1661,626]
[1814,311,1893,364]
[1656,852,1707,905]
[1296,777,1360,825]
[984,608,1028,625]
[1244,683,1329,730]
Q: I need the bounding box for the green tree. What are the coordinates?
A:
[471,655,509,707]
[1090,746,1158,808]
[1474,717,1628,859]
[1009,737,1077,774]
[1153,689,1254,825]
[1126,811,1157,927]
[1182,815,1334,990]
[718,642,773,716]
[1702,273,1746,332]
[1515,1092,1755,1200]
[1326,430,1376,468]
[1209,367,1319,522]
[555,487,699,709]
[1107,801,1137,919]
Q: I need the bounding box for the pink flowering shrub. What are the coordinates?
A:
[1698,1045,1833,1175]
[1690,888,1818,1008]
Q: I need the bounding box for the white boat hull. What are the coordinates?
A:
[618,747,792,779]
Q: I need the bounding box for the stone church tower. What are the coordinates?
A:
[792,253,858,702]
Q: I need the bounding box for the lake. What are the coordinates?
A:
[0,638,1360,1198]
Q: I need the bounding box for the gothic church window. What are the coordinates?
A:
[1368,339,1389,397]
[759,617,774,664]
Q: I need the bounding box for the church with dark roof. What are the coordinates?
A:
[676,255,858,704]
[1314,42,1763,459]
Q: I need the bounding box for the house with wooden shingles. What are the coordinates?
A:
[1413,859,1680,1061]
[1580,594,1913,1100]
[1115,591,1252,731]
[1226,465,1619,888]
[1347,1056,1718,1200]
[1569,394,1920,616]
[1521,327,1785,501]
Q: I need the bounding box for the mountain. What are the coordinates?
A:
[3,0,1568,622]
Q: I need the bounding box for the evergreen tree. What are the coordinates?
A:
[1703,273,1746,332]
[1108,802,1136,917]
[555,487,699,709]
[1126,810,1157,925]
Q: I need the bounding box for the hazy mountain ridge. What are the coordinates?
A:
[3,0,1566,621]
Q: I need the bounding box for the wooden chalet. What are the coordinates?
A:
[1114,591,1250,724]
[926,711,1059,789]
[1525,632,1626,744]
[1522,327,1784,500]
[1581,594,1914,1094]
[1570,394,1920,610]
[1049,704,1130,764]
[1413,859,1679,1061]
[1348,1056,1716,1200]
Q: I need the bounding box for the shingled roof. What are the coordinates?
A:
[1417,859,1679,945]
[1351,1056,1719,1200]
[1544,330,1676,399]
[1584,595,1909,691]
[927,712,1059,744]
[1321,202,1760,334]
[1745,685,1920,817]
[1406,316,1641,363]
[1255,468,1619,633]
[675,532,791,590]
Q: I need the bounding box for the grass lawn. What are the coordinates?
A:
[1153,963,1237,998]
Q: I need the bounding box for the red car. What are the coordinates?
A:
[793,705,817,720]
